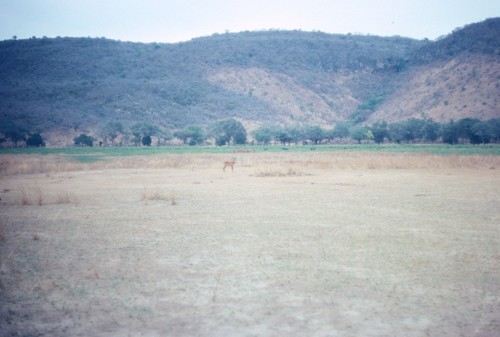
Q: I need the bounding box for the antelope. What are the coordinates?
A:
[223,157,236,172]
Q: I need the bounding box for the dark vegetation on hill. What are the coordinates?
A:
[0,18,499,146]
[413,17,500,62]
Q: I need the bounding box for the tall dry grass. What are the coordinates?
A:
[0,154,225,176]
[304,152,499,170]
[0,152,498,177]
[17,184,76,206]
[247,152,498,172]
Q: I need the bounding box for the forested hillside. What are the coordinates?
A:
[368,17,500,123]
[0,18,499,146]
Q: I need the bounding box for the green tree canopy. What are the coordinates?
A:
[305,125,326,145]
[131,122,160,138]
[457,118,481,144]
[100,121,123,145]
[26,133,45,147]
[0,122,27,147]
[441,120,459,144]
[211,119,247,145]
[174,125,205,145]
[331,122,352,140]
[350,126,370,143]
[74,134,94,147]
[471,121,494,144]
[252,125,274,145]
[422,118,440,142]
[142,135,152,146]
[370,121,389,144]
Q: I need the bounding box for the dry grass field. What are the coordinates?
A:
[0,151,499,337]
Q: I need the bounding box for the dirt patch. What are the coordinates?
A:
[0,154,499,336]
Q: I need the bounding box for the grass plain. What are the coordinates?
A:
[0,148,499,336]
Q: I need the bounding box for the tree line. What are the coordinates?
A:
[1,117,499,148]
[251,117,500,145]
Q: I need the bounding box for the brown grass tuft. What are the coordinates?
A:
[34,279,56,292]
[141,190,162,202]
[55,192,73,204]
[20,186,31,205]
[18,185,75,206]
[169,191,177,205]
[141,188,178,205]
[141,189,173,204]
[254,167,307,177]
[35,185,43,206]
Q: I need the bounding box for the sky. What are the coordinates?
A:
[1,0,499,43]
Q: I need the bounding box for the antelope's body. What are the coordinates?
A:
[223,157,236,171]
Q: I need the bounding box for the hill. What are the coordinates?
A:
[367,17,500,123]
[0,18,499,145]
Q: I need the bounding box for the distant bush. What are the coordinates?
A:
[0,122,27,147]
[142,135,152,146]
[74,134,94,147]
[210,119,247,146]
[26,133,45,147]
[173,125,205,145]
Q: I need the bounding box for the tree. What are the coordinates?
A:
[142,135,152,146]
[405,118,426,141]
[287,126,304,145]
[487,118,500,142]
[365,129,374,142]
[215,134,231,146]
[350,126,370,143]
[211,119,247,146]
[441,120,459,145]
[233,128,247,145]
[100,121,123,146]
[131,122,159,138]
[156,128,173,146]
[471,121,494,144]
[305,125,326,145]
[1,122,27,147]
[278,130,292,146]
[457,118,481,144]
[370,121,389,144]
[422,118,440,142]
[74,134,94,147]
[26,133,46,147]
[388,120,419,143]
[174,125,205,145]
[131,122,160,146]
[331,122,352,141]
[252,126,274,145]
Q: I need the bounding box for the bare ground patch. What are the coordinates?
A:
[0,153,499,336]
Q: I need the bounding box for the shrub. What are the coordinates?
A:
[26,133,46,147]
[211,119,247,145]
[142,135,152,146]
[74,134,94,147]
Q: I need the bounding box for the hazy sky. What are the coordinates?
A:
[1,0,499,43]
